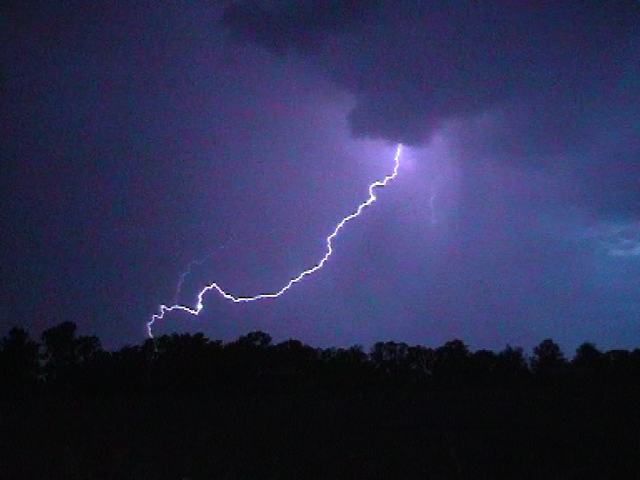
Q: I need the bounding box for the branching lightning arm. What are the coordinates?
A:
[147,144,403,338]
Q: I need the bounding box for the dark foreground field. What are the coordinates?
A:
[2,323,640,478]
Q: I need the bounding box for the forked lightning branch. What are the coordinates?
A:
[148,144,403,338]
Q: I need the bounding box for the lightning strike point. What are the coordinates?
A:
[148,144,403,338]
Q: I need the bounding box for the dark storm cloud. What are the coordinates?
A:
[2,1,638,351]
[223,0,383,53]
[223,1,640,217]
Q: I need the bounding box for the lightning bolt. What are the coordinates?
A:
[173,256,209,304]
[173,235,235,304]
[148,144,403,338]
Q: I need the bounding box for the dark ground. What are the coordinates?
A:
[2,323,640,479]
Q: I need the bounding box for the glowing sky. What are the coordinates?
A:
[2,2,639,351]
[147,145,403,338]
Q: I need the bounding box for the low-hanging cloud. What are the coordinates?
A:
[222,1,640,218]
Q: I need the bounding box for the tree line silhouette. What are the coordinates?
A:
[2,322,640,478]
[3,321,640,393]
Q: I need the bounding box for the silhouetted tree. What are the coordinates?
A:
[236,331,272,349]
[319,345,372,390]
[273,339,317,370]
[406,345,435,381]
[224,331,274,386]
[108,342,155,391]
[4,321,640,478]
[573,342,603,371]
[632,349,640,376]
[153,333,219,390]
[531,338,567,377]
[75,335,102,363]
[604,349,634,380]
[41,321,79,383]
[495,345,529,383]
[40,321,105,389]
[0,327,40,389]
[471,349,498,384]
[370,341,410,377]
[267,339,318,388]
[434,339,471,384]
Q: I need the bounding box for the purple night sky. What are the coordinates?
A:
[2,2,639,352]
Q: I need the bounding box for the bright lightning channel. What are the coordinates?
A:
[147,144,403,338]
